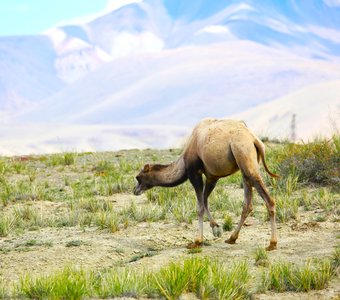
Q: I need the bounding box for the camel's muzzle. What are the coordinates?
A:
[133,185,143,196]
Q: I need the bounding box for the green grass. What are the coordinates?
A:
[154,261,189,299]
[18,267,91,300]
[274,194,299,223]
[261,257,336,292]
[0,176,48,206]
[146,184,197,223]
[96,268,145,298]
[274,136,340,188]
[13,257,250,300]
[0,145,339,299]
[48,153,77,167]
[121,201,167,223]
[0,215,15,237]
[0,276,7,299]
[222,213,234,231]
[94,211,120,233]
[0,145,337,236]
[313,188,338,211]
[253,246,269,265]
[19,274,55,299]
[332,246,340,271]
[269,172,299,197]
[297,187,338,215]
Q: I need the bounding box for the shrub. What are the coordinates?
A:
[276,136,340,187]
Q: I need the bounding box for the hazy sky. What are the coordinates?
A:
[0,0,141,36]
[1,0,339,37]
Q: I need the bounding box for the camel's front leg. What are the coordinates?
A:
[187,172,204,248]
[226,176,253,244]
[204,179,222,238]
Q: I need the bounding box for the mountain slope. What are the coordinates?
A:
[18,40,340,127]
[0,35,65,119]
[230,80,340,140]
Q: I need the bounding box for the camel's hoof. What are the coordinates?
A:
[212,226,222,238]
[266,241,277,251]
[187,241,203,249]
[225,238,236,244]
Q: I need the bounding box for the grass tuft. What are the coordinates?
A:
[261,258,335,292]
[254,246,269,267]
[154,262,189,300]
[0,214,16,237]
[222,214,234,231]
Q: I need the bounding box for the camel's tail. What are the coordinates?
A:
[254,139,280,178]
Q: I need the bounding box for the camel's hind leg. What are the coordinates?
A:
[203,179,221,237]
[226,175,253,244]
[253,178,277,251]
[227,142,277,250]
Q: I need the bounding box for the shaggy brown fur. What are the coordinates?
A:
[134,118,279,250]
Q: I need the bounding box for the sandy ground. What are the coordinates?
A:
[0,190,339,299]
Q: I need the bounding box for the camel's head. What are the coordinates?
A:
[133,164,155,195]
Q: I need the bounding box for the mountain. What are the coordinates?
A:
[231,80,340,141]
[0,0,340,155]
[18,40,340,127]
[0,35,65,119]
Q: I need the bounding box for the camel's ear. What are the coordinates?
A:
[143,164,151,173]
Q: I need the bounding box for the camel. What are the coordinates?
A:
[134,118,279,251]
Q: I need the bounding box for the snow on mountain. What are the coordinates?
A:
[230,80,340,141]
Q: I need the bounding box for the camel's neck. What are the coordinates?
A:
[152,156,188,187]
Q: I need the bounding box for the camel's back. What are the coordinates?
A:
[184,118,258,177]
[192,118,253,144]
